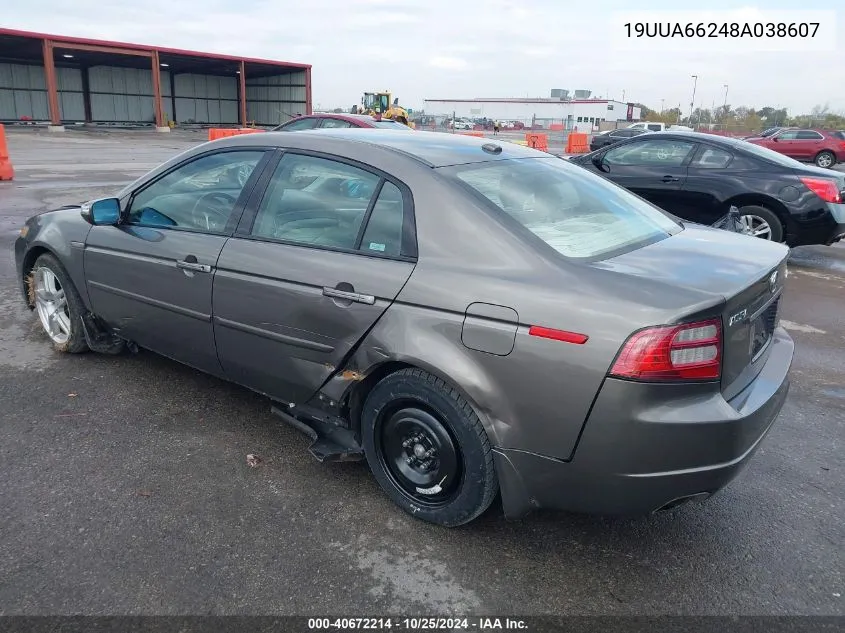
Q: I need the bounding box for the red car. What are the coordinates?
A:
[746,128,845,169]
[272,113,413,132]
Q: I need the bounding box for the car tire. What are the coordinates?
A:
[360,368,498,527]
[814,151,836,169]
[28,253,89,354]
[737,205,784,242]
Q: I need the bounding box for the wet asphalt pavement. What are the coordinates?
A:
[0,128,842,616]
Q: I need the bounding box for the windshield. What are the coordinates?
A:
[445,157,681,260]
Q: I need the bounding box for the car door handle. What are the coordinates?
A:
[662,175,680,182]
[322,287,375,305]
[176,260,212,273]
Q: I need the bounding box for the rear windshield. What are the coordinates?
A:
[444,157,681,260]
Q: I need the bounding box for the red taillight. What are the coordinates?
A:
[800,176,842,203]
[528,325,588,345]
[610,318,722,381]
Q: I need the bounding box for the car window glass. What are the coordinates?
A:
[373,120,412,130]
[128,151,264,232]
[796,130,823,140]
[280,117,319,131]
[775,130,799,140]
[604,139,695,167]
[647,124,662,131]
[359,181,406,257]
[449,157,680,260]
[834,131,845,140]
[691,147,733,169]
[251,154,380,250]
[320,118,354,129]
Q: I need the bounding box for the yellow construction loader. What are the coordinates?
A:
[352,91,415,128]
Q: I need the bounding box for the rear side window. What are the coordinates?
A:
[647,124,663,132]
[691,147,733,169]
[834,131,845,140]
[320,118,354,129]
[796,130,824,140]
[279,117,320,131]
[446,157,681,260]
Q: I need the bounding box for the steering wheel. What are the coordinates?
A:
[191,192,236,231]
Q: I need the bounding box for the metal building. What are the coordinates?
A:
[0,28,311,129]
[423,97,641,130]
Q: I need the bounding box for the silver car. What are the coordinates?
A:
[15,129,794,527]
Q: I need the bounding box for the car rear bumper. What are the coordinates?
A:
[823,203,845,245]
[493,327,794,518]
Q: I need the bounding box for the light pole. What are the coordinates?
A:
[660,98,665,114]
[689,74,698,125]
[722,84,729,126]
[622,89,626,102]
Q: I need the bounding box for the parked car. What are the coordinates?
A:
[744,126,791,140]
[569,131,845,246]
[272,113,412,131]
[16,129,794,527]
[446,119,473,130]
[626,122,667,132]
[589,127,650,151]
[745,128,845,168]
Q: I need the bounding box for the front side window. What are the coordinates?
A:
[446,157,681,260]
[604,139,696,167]
[128,151,264,232]
[251,153,380,250]
[775,130,800,140]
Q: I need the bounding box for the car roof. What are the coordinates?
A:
[264,128,549,167]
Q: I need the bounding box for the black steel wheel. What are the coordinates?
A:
[377,405,462,507]
[361,368,498,527]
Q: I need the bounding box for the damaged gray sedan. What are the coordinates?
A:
[15,129,794,527]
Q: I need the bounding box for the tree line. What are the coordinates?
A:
[635,103,845,132]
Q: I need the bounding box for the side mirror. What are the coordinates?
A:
[81,198,121,225]
[591,153,606,170]
[771,136,779,142]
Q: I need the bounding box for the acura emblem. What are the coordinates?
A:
[769,270,778,293]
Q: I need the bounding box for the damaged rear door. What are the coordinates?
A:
[212,151,416,406]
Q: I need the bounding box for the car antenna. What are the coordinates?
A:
[481,143,503,155]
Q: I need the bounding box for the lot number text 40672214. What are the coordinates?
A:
[307,617,529,630]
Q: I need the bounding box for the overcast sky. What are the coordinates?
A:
[5,0,843,115]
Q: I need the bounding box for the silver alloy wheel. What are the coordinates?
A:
[816,152,834,168]
[33,267,72,345]
[739,214,773,240]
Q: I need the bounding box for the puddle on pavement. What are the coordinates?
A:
[331,535,481,612]
[820,387,845,400]
[0,287,57,372]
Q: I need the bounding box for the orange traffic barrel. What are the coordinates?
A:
[0,124,14,181]
[525,133,549,152]
[566,132,589,153]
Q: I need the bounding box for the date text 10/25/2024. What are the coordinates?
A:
[308,618,528,630]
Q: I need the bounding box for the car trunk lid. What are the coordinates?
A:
[592,224,789,398]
